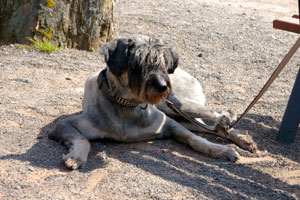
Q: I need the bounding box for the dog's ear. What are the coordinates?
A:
[165,48,179,74]
[100,38,128,76]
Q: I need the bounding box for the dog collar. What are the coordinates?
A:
[97,69,141,107]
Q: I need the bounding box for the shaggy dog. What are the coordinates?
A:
[49,35,256,169]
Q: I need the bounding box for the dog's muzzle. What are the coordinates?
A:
[145,74,171,104]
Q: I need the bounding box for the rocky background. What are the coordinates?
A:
[0,0,300,199]
[0,0,114,51]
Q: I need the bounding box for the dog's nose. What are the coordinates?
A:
[157,84,167,93]
[155,79,168,93]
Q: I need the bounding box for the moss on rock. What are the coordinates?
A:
[0,0,114,51]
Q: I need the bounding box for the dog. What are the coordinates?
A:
[49,35,257,169]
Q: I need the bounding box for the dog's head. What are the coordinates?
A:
[101,35,179,104]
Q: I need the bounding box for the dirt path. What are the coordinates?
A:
[1,0,300,199]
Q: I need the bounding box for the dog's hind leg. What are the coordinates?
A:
[157,68,257,152]
[179,119,258,153]
[49,118,91,170]
[166,119,239,162]
[157,68,237,124]
[157,97,237,133]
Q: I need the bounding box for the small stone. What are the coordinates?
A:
[28,167,35,172]
[15,185,21,190]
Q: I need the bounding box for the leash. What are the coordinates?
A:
[165,99,219,134]
[166,36,300,133]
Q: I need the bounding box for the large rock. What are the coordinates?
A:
[0,0,114,51]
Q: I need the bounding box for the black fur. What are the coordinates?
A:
[101,38,129,76]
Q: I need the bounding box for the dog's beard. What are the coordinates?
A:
[128,69,171,105]
[144,87,170,105]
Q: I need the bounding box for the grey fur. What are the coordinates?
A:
[49,35,257,170]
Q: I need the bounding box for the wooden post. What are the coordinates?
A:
[277,68,300,144]
[273,15,300,143]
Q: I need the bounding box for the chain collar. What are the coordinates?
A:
[97,69,142,108]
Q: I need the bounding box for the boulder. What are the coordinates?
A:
[0,0,114,51]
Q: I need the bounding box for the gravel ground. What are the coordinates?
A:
[1,0,300,199]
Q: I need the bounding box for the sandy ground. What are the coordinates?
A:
[1,0,300,199]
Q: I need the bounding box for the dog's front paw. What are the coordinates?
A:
[236,134,258,153]
[214,110,236,133]
[228,129,258,153]
[214,146,239,162]
[62,153,86,170]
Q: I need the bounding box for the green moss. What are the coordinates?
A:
[27,38,59,53]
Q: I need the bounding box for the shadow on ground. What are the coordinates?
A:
[0,112,106,172]
[239,113,300,164]
[0,113,299,199]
